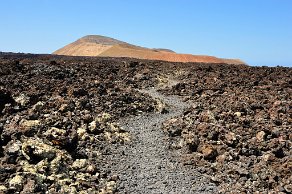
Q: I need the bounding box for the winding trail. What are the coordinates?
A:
[109,85,217,193]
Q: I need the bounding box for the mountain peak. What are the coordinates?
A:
[78,35,127,45]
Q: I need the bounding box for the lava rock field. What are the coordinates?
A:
[161,64,291,193]
[0,53,291,193]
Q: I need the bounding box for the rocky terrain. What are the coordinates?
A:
[160,64,292,193]
[53,35,245,65]
[0,53,291,193]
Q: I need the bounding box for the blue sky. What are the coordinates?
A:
[0,0,291,66]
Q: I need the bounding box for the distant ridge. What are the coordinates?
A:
[53,35,246,65]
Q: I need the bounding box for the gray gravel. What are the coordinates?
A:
[106,87,217,194]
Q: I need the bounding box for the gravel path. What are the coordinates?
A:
[108,87,217,194]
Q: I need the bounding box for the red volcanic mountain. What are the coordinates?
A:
[53,35,245,65]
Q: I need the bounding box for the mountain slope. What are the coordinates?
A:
[53,35,246,65]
